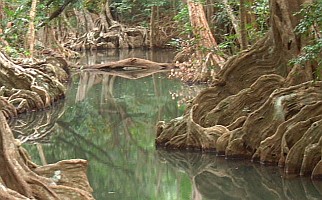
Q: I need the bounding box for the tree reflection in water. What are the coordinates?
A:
[157,150,322,200]
[10,49,196,199]
[9,49,322,200]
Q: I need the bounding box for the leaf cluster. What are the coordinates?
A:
[291,1,322,79]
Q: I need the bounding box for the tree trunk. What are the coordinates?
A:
[156,0,321,178]
[74,8,87,33]
[84,9,95,32]
[26,0,37,58]
[223,0,242,46]
[187,0,218,50]
[205,0,215,29]
[240,0,248,49]
[150,6,157,49]
[0,0,3,22]
[185,0,225,81]
[104,0,117,26]
[99,0,117,31]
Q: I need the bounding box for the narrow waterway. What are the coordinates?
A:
[10,49,322,200]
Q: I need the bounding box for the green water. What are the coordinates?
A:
[9,49,322,200]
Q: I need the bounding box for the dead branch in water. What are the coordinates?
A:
[83,57,176,71]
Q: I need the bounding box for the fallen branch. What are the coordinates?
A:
[83,57,176,71]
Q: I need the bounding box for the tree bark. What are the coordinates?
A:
[150,6,157,49]
[223,0,242,46]
[205,0,215,30]
[156,0,321,178]
[187,0,224,65]
[0,51,67,117]
[74,8,87,33]
[99,0,117,31]
[84,57,175,71]
[187,0,216,49]
[240,0,248,49]
[26,0,37,58]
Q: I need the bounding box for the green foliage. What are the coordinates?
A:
[110,0,172,23]
[173,5,192,35]
[4,45,30,58]
[2,3,30,46]
[211,3,235,54]
[84,0,100,13]
[291,1,322,79]
[250,0,269,39]
[1,0,55,49]
[111,0,133,14]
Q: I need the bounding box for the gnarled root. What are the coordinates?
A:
[285,119,322,174]
[254,102,322,164]
[301,136,322,176]
[312,160,322,179]
[205,74,285,127]
[0,96,17,118]
[0,51,67,118]
[156,78,322,177]
[226,81,322,158]
[0,111,94,199]
[156,105,229,151]
[65,25,147,51]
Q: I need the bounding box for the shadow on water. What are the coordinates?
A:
[9,49,322,200]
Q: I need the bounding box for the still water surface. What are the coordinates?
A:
[10,49,322,200]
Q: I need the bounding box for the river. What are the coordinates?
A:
[9,49,322,200]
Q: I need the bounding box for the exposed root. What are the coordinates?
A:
[285,119,322,174]
[255,102,322,165]
[155,0,322,180]
[301,135,322,176]
[65,25,147,51]
[215,131,231,155]
[226,81,322,158]
[312,160,322,179]
[0,51,68,118]
[156,79,322,177]
[205,74,285,127]
[0,96,17,118]
[156,105,229,151]
[0,111,94,199]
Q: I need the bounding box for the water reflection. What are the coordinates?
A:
[9,49,322,200]
[75,48,175,65]
[157,150,322,200]
[9,101,65,144]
